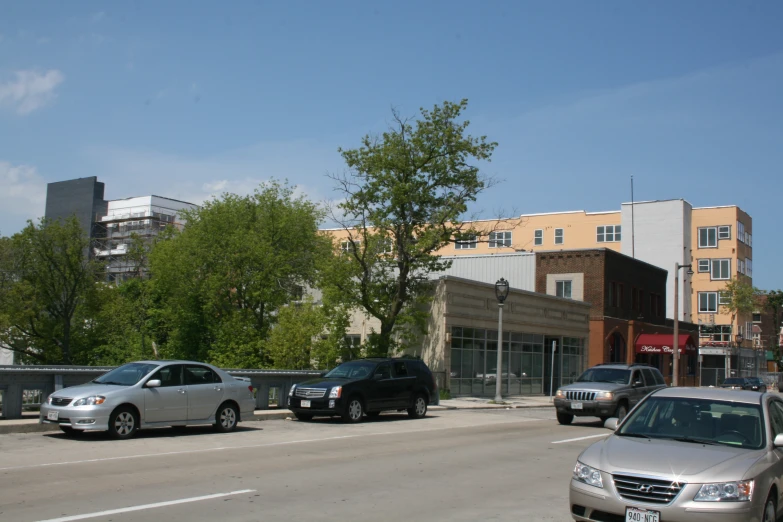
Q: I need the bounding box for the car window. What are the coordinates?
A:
[630,370,642,385]
[769,401,783,439]
[375,364,391,380]
[184,365,221,385]
[652,369,665,385]
[641,368,656,386]
[393,361,409,378]
[149,365,182,387]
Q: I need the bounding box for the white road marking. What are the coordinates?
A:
[551,433,610,444]
[35,489,256,522]
[1,417,544,472]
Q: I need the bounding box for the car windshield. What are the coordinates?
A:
[324,361,377,379]
[722,378,744,385]
[93,362,160,386]
[617,396,765,450]
[576,368,630,384]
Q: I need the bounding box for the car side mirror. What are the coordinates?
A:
[633,380,643,387]
[145,379,161,388]
[374,373,384,381]
[774,434,783,448]
[604,418,619,431]
[319,371,327,377]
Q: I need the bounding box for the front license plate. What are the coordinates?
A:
[626,507,660,522]
[571,402,583,410]
[300,400,311,408]
[47,411,59,421]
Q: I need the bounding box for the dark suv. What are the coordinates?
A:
[553,363,667,425]
[288,357,439,423]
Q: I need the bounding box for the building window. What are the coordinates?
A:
[698,227,717,248]
[710,259,731,280]
[554,228,564,245]
[738,259,744,275]
[454,234,477,250]
[746,258,752,277]
[699,324,732,342]
[341,240,360,253]
[534,229,543,246]
[697,259,710,273]
[699,292,718,313]
[718,225,731,240]
[489,231,512,248]
[597,225,621,243]
[556,280,572,299]
[737,221,745,243]
[753,312,762,323]
[748,233,752,248]
[718,291,730,306]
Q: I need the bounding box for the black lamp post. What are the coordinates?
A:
[494,278,510,402]
[672,263,694,386]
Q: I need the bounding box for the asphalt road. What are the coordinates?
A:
[0,408,611,522]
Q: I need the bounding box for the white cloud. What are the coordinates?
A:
[0,161,46,232]
[0,69,65,115]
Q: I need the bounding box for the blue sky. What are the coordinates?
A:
[1,1,782,288]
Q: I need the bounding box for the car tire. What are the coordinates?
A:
[762,491,776,522]
[108,406,139,440]
[342,397,364,423]
[214,402,238,433]
[366,411,381,418]
[615,402,628,421]
[556,412,574,425]
[294,413,313,421]
[408,394,428,419]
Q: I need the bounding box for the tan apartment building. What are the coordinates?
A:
[322,200,754,356]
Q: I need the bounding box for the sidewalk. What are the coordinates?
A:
[0,397,554,434]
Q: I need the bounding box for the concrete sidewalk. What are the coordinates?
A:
[0,396,554,434]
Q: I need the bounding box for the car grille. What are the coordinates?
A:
[295,388,327,399]
[51,397,72,406]
[613,474,684,505]
[566,391,596,401]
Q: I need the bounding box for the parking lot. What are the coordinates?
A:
[0,408,614,522]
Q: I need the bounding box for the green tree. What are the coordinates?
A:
[720,278,761,344]
[324,99,497,356]
[0,217,104,364]
[763,290,783,362]
[149,181,331,367]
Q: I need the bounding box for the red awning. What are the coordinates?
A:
[635,333,696,354]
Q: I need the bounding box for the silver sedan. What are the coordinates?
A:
[570,387,783,522]
[39,360,256,439]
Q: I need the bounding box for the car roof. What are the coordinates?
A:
[652,386,764,404]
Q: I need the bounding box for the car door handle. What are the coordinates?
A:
[214,387,222,392]
[178,389,187,394]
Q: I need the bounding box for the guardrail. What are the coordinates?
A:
[0,365,321,420]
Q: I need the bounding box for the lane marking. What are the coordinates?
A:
[35,489,255,522]
[1,417,547,472]
[551,433,610,444]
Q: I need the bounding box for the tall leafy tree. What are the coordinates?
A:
[720,278,761,344]
[762,290,783,362]
[324,99,497,356]
[0,217,104,364]
[149,181,331,367]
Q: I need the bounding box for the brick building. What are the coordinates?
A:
[535,248,699,385]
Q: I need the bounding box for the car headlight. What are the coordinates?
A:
[573,461,603,489]
[694,480,753,502]
[289,385,296,397]
[72,395,106,407]
[329,386,342,399]
[46,396,53,404]
[555,389,565,399]
[595,391,614,401]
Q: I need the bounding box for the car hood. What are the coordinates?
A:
[296,378,357,389]
[51,382,134,399]
[579,434,766,483]
[560,382,625,392]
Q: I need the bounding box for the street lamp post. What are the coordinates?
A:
[494,278,510,403]
[672,263,694,386]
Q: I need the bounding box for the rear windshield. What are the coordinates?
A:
[576,368,630,384]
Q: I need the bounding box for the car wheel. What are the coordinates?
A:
[214,402,238,432]
[408,394,428,419]
[762,492,776,522]
[108,406,139,440]
[366,411,381,418]
[615,403,628,421]
[294,413,313,421]
[342,397,364,423]
[556,412,574,425]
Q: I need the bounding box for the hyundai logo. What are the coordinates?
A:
[638,484,654,494]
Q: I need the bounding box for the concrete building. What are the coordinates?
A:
[44,177,108,249]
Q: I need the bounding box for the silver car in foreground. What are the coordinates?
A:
[40,360,256,439]
[570,387,783,522]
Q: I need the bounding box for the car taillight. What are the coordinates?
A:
[248,385,254,393]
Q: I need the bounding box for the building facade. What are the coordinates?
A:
[44,176,108,249]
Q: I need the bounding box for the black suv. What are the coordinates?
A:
[288,358,439,423]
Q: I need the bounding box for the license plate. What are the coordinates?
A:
[300,400,311,408]
[626,507,660,522]
[47,411,59,421]
[571,402,583,410]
